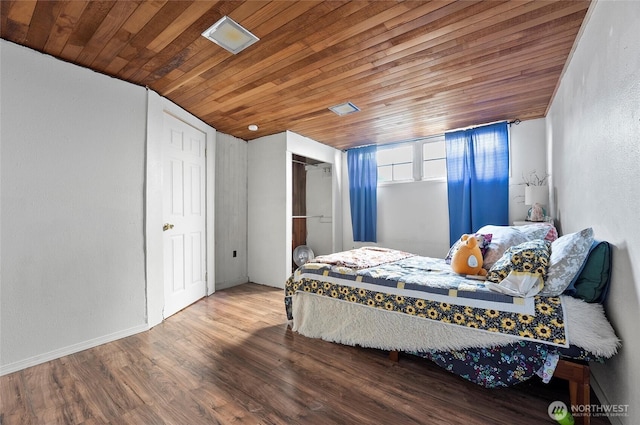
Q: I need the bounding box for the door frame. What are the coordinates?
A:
[145,90,215,328]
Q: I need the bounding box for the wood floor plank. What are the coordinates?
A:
[0,283,611,425]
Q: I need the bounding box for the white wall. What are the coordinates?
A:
[247,133,288,288]
[247,131,342,288]
[215,133,248,289]
[0,41,148,373]
[341,119,547,257]
[341,176,451,257]
[508,119,548,222]
[546,1,640,422]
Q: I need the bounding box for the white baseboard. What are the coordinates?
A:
[215,276,249,291]
[0,324,148,376]
[253,280,285,289]
[590,371,623,425]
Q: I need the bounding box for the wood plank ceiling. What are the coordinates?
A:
[1,0,591,150]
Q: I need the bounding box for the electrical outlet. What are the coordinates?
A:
[233,250,237,257]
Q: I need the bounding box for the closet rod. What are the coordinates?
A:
[292,159,319,166]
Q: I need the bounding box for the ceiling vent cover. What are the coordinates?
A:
[201,16,259,55]
[329,102,361,116]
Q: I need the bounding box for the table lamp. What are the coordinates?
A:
[525,185,549,222]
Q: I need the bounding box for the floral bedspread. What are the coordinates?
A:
[296,256,536,314]
[312,246,415,270]
[286,276,567,347]
[413,342,601,388]
[285,250,568,348]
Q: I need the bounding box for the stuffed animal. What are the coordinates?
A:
[450,234,488,276]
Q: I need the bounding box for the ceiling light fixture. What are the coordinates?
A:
[248,124,258,131]
[329,102,360,116]
[201,16,259,55]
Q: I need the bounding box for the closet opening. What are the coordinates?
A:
[292,154,333,271]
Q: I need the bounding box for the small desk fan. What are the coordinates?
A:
[293,245,315,267]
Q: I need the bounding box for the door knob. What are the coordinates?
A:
[163,223,174,231]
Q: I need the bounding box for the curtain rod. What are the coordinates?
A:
[344,119,520,152]
[344,134,444,152]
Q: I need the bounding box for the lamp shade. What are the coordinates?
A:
[524,185,549,206]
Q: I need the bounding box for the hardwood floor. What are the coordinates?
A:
[1,283,609,425]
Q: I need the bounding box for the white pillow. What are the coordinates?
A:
[476,225,530,269]
[517,222,558,242]
[540,228,594,296]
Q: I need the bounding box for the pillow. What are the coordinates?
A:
[487,239,552,284]
[516,223,558,242]
[539,228,595,296]
[476,225,531,269]
[564,240,611,303]
[445,233,492,264]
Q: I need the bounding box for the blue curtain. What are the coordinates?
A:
[445,122,509,245]
[347,145,377,242]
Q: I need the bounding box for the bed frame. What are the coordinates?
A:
[389,351,591,425]
[554,359,591,425]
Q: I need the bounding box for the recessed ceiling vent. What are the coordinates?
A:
[201,16,259,55]
[329,102,360,116]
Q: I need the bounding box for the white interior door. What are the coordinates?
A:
[163,113,207,318]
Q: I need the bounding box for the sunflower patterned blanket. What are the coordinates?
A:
[285,248,568,348]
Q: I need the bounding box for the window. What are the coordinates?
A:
[422,136,446,180]
[377,144,413,183]
[376,135,446,184]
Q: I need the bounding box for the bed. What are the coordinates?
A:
[284,224,619,425]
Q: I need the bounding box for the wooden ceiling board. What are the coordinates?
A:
[159,3,335,102]
[219,28,571,130]
[178,2,580,132]
[1,0,591,150]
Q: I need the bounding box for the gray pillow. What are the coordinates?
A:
[540,228,594,296]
